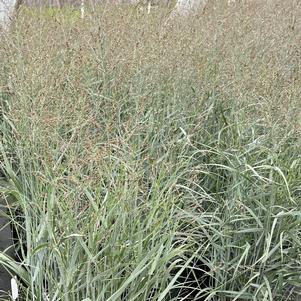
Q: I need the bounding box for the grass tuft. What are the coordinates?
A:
[0,0,301,300]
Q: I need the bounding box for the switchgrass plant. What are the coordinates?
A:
[0,0,300,300]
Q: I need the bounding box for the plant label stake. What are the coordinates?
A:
[11,276,18,300]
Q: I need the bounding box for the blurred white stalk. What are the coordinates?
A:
[147,0,151,14]
[80,0,85,19]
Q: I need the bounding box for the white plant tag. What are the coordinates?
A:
[11,276,18,300]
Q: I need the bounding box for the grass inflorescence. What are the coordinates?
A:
[0,0,300,300]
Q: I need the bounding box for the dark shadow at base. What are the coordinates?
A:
[0,190,14,297]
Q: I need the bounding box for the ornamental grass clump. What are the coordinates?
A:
[0,0,300,300]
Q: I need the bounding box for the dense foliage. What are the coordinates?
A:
[0,1,300,300]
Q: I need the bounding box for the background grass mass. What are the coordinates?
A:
[0,0,301,300]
